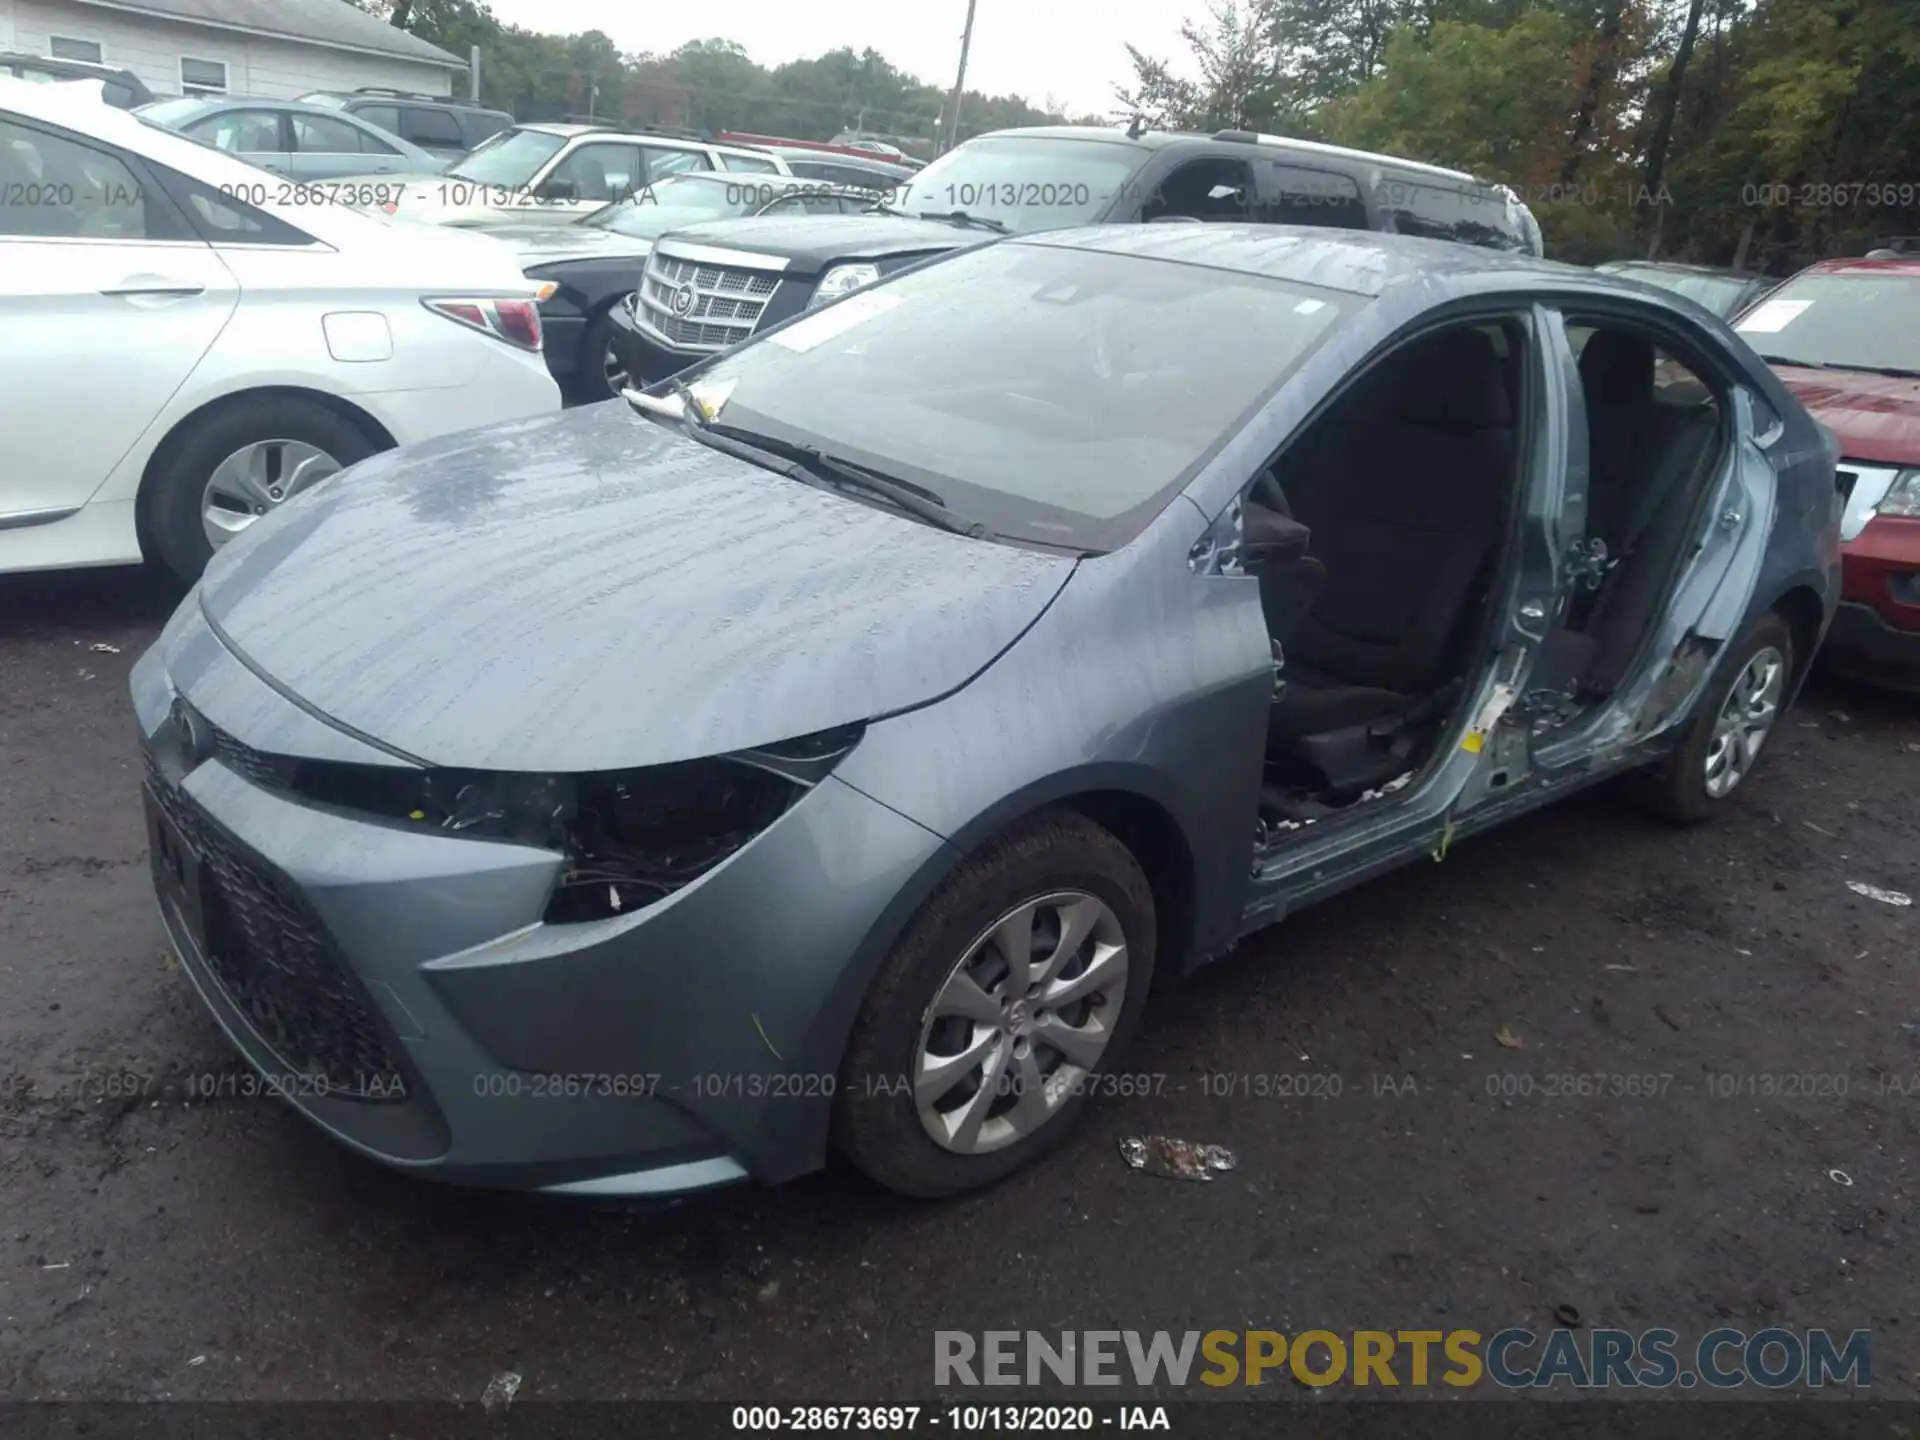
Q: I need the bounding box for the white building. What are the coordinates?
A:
[0,0,465,101]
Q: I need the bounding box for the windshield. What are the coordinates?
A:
[890,136,1146,235]
[1609,265,1753,317]
[447,128,566,187]
[138,97,214,127]
[683,241,1357,550]
[1734,271,1920,371]
[586,175,768,238]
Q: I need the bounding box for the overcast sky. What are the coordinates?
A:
[482,0,1199,118]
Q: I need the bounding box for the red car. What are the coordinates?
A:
[1737,257,1920,685]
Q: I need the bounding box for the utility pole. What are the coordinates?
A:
[469,44,480,102]
[942,0,978,154]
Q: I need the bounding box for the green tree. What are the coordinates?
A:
[1117,1,1290,130]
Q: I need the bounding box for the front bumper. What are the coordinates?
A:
[132,602,951,1194]
[1826,515,1920,683]
[607,299,710,386]
[1820,601,1920,686]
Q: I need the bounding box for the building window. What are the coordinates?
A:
[180,57,228,95]
[49,36,104,62]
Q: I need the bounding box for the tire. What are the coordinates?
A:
[580,306,630,402]
[833,810,1157,1198]
[1632,611,1795,824]
[143,395,381,587]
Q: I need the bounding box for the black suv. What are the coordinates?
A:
[296,89,511,162]
[1,52,153,108]
[610,124,1544,388]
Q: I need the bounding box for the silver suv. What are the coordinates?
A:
[369,123,794,226]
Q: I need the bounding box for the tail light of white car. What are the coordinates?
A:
[423,297,545,352]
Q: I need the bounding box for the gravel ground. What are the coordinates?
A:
[2,565,1916,1402]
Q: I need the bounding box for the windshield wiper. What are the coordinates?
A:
[703,423,986,538]
[917,209,1010,234]
[1754,354,1830,370]
[626,384,986,537]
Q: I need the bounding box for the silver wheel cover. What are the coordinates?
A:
[914,891,1129,1155]
[1703,645,1785,799]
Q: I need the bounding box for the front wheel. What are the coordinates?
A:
[1633,611,1794,823]
[580,306,630,402]
[833,811,1157,1197]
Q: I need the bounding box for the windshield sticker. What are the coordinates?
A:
[1735,298,1813,334]
[768,291,904,354]
[1294,299,1328,315]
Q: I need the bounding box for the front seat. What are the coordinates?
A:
[1268,328,1515,791]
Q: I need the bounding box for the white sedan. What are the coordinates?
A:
[0,77,561,584]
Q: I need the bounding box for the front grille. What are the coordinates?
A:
[147,752,406,1103]
[637,251,781,351]
[210,725,297,790]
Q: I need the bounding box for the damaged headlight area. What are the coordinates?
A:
[233,723,865,924]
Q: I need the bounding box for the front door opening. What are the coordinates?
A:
[1241,319,1532,829]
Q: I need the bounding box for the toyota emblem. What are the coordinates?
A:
[171,698,212,767]
[669,282,698,318]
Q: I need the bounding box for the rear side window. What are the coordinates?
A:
[292,113,386,155]
[0,118,161,239]
[354,104,401,134]
[1254,161,1368,229]
[401,107,464,148]
[721,152,781,174]
[1381,178,1526,252]
[151,166,315,246]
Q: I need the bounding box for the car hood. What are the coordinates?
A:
[336,169,446,193]
[193,404,1076,773]
[1774,365,1920,467]
[477,223,651,269]
[661,213,981,273]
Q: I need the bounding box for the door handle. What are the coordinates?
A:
[101,281,206,299]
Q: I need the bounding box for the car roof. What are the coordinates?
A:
[515,122,724,149]
[1795,256,1920,277]
[1024,223,1583,297]
[311,90,498,110]
[161,96,400,121]
[1599,260,1760,280]
[981,124,1485,186]
[662,169,813,187]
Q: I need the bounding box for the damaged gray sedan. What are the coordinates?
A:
[132,226,1840,1199]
